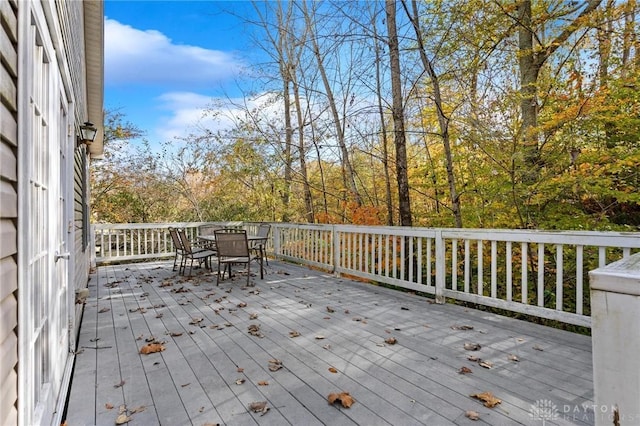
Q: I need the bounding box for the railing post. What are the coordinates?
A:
[589,253,640,424]
[273,225,281,260]
[332,225,339,275]
[435,230,445,304]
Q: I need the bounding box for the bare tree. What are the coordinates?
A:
[403,0,462,228]
[386,0,412,226]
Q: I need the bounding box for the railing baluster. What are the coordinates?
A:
[599,246,606,267]
[464,239,470,293]
[491,240,497,299]
[556,244,563,311]
[451,239,458,291]
[477,240,483,296]
[576,245,584,315]
[426,238,432,287]
[418,237,423,286]
[522,242,528,304]
[538,243,545,307]
[506,241,512,302]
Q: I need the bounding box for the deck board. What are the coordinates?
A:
[65,260,595,425]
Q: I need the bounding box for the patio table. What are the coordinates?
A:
[198,234,268,275]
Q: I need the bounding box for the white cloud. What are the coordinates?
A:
[105,18,245,87]
[153,91,283,143]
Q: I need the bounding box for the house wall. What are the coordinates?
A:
[0,0,102,424]
[0,1,19,424]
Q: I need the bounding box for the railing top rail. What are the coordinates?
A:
[273,223,640,247]
[94,221,245,230]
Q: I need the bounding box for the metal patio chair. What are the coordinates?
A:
[177,228,216,276]
[214,229,263,286]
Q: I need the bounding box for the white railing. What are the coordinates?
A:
[94,222,640,327]
[272,223,640,328]
[93,221,250,263]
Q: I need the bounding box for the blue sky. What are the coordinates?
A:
[104,1,263,144]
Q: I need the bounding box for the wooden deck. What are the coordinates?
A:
[64,260,595,426]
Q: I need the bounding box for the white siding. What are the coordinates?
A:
[0,0,19,424]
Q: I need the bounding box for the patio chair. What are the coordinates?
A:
[197,224,221,249]
[250,223,271,266]
[177,228,216,276]
[214,229,263,286]
[168,227,186,271]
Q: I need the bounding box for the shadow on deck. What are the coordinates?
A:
[64,260,594,426]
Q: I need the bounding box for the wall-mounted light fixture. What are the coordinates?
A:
[79,121,97,145]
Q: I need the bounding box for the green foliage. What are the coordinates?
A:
[94,2,640,232]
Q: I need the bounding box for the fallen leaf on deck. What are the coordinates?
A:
[344,310,350,314]
[105,403,114,409]
[328,367,338,373]
[385,337,397,345]
[169,332,183,337]
[189,317,203,325]
[465,410,480,420]
[249,313,258,320]
[326,306,335,313]
[248,324,264,338]
[464,343,481,351]
[248,401,269,416]
[289,330,301,338]
[139,343,165,354]
[114,380,125,388]
[268,359,283,371]
[508,354,519,362]
[458,366,473,374]
[237,302,247,308]
[470,391,501,408]
[258,381,269,386]
[467,355,480,362]
[98,307,110,313]
[478,360,493,369]
[181,383,190,387]
[328,392,355,408]
[235,378,245,385]
[129,406,145,414]
[451,325,474,330]
[533,345,544,351]
[315,335,326,340]
[322,344,332,350]
[400,306,410,310]
[115,414,131,424]
[237,367,244,373]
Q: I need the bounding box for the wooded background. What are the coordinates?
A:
[92,0,640,231]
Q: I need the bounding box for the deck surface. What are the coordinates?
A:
[64,260,595,426]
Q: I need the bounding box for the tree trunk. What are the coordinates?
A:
[291,71,315,223]
[516,0,602,177]
[406,0,462,228]
[386,0,412,227]
[372,7,394,226]
[302,1,362,208]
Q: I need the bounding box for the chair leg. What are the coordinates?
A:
[216,261,221,286]
[259,255,264,279]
